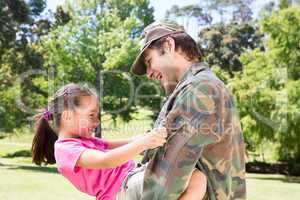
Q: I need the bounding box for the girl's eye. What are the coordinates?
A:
[90,114,98,121]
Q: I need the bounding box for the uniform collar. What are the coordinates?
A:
[179,62,209,83]
[166,62,209,97]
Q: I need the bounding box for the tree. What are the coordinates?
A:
[165,5,212,29]
[0,0,44,59]
[41,0,155,136]
[198,22,263,76]
[0,0,46,132]
[208,0,254,22]
[226,5,300,162]
[165,0,255,25]
[258,1,276,18]
[0,1,71,132]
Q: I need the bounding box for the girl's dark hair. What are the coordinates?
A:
[31,83,97,165]
[148,32,202,62]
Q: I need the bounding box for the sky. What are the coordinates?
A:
[46,0,275,38]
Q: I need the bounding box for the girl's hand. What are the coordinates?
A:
[76,128,168,169]
[138,128,168,150]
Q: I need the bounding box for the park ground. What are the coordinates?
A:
[1,113,299,200]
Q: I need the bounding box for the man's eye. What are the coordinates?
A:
[145,58,150,66]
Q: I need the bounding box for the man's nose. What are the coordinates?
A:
[93,118,100,128]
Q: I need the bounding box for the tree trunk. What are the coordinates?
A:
[95,68,102,138]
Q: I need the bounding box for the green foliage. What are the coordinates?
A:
[228,6,300,162]
[41,0,155,123]
[0,1,71,132]
[0,0,47,132]
[164,0,255,30]
[0,0,158,133]
[209,0,254,22]
[199,22,263,76]
[261,6,300,80]
[0,0,31,51]
[165,4,212,26]
[1,0,299,164]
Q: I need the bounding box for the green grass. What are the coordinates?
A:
[0,113,151,200]
[1,156,300,200]
[1,115,300,200]
[247,173,300,200]
[0,158,93,200]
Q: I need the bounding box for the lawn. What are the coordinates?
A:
[1,156,300,200]
[1,115,300,200]
[0,158,93,200]
[246,173,300,200]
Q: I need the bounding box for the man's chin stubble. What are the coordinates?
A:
[162,82,177,95]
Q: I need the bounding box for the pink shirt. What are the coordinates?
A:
[54,137,135,200]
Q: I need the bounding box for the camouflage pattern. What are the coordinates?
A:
[141,62,246,200]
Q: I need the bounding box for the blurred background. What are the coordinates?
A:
[0,0,299,199]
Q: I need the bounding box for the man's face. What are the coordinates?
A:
[143,45,179,95]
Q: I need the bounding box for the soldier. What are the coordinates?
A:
[131,20,246,200]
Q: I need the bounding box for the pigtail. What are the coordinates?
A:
[31,113,58,165]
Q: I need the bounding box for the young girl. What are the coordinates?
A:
[31,83,207,200]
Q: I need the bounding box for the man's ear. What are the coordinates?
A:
[164,37,175,53]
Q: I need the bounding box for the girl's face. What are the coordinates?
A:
[71,95,100,138]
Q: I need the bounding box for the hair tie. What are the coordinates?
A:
[43,107,53,121]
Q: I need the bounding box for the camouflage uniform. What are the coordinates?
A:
[141,62,246,200]
[131,20,246,200]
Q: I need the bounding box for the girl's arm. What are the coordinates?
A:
[105,134,146,149]
[76,128,167,169]
[105,139,132,149]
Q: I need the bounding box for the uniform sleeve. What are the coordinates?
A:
[55,140,87,174]
[142,81,224,200]
[166,82,223,144]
